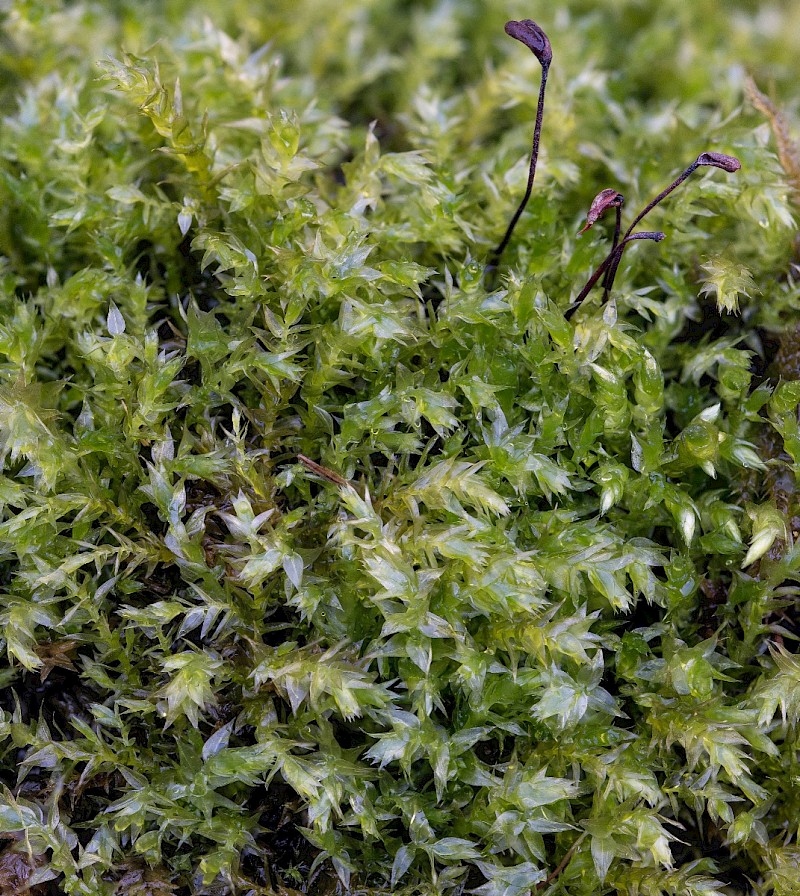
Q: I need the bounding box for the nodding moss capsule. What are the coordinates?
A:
[485,20,743,320]
[579,188,625,235]
[504,18,553,65]
[487,19,552,272]
[570,150,741,316]
[696,151,742,172]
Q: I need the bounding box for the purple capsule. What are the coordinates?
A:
[696,151,742,173]
[504,19,552,66]
[579,188,625,234]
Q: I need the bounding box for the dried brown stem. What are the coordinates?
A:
[535,832,586,890]
[297,455,350,487]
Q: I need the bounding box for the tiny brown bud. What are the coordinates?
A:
[504,19,552,66]
[579,188,624,234]
[696,151,742,173]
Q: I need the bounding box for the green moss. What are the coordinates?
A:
[0,1,799,894]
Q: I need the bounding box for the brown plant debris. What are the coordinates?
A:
[746,75,800,200]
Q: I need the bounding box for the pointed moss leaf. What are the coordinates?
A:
[106,303,125,336]
[391,844,416,887]
[630,434,644,472]
[240,549,284,589]
[407,459,510,517]
[514,770,581,808]
[160,652,222,728]
[201,721,233,761]
[177,207,192,236]
[0,802,41,832]
[753,644,800,726]
[525,453,572,499]
[591,835,615,881]
[380,152,433,184]
[427,837,482,862]
[283,552,304,589]
[203,745,278,786]
[473,862,547,896]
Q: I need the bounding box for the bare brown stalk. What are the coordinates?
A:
[297,454,351,487]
